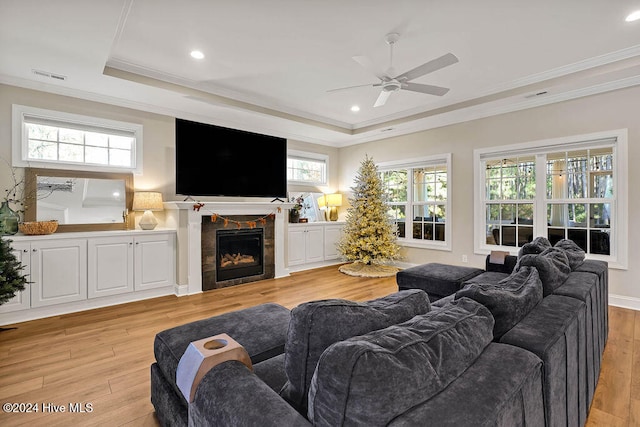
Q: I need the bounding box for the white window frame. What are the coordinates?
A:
[12,104,143,174]
[473,129,628,269]
[287,149,328,186]
[378,153,452,251]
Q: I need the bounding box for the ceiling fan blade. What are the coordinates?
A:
[395,52,459,82]
[374,90,391,107]
[402,82,450,96]
[326,83,374,93]
[353,55,389,81]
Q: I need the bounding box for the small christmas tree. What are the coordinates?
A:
[0,237,28,307]
[338,154,401,277]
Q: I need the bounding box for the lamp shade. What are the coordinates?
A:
[325,193,342,207]
[132,191,164,211]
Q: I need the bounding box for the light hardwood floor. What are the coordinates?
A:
[0,265,637,426]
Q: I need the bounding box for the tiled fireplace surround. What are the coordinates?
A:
[165,202,292,295]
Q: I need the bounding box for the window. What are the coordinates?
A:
[287,150,327,185]
[12,105,143,173]
[474,130,628,269]
[379,154,451,250]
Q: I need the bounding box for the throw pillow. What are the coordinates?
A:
[280,289,431,412]
[307,297,493,426]
[455,266,543,339]
[516,247,571,296]
[554,238,586,270]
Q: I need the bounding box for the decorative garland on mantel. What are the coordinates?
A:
[192,203,280,229]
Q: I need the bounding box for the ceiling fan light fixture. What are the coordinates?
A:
[190,50,205,59]
[626,10,640,22]
[382,81,401,92]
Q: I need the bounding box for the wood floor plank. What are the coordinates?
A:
[0,265,635,426]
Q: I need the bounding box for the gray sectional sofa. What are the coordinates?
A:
[150,237,608,426]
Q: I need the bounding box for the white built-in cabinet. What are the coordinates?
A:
[287,222,344,270]
[0,229,176,323]
[87,233,174,298]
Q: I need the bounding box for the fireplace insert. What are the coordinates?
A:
[216,228,264,282]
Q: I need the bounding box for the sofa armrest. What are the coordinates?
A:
[485,253,518,274]
[189,361,310,427]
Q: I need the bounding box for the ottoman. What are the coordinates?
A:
[396,263,484,302]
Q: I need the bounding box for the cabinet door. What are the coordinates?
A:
[134,233,175,291]
[0,241,31,313]
[324,225,343,260]
[287,228,306,266]
[88,236,134,298]
[305,227,324,263]
[30,239,87,307]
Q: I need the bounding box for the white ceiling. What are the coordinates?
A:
[2,0,640,147]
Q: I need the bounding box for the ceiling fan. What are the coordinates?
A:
[329,33,458,107]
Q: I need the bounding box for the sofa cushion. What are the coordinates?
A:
[554,239,586,270]
[307,297,494,426]
[396,263,484,300]
[515,247,571,296]
[463,271,510,286]
[388,343,545,427]
[281,289,431,411]
[455,266,543,339]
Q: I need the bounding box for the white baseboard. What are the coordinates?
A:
[0,286,175,325]
[608,294,640,311]
[174,284,189,296]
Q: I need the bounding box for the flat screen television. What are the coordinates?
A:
[175,118,287,198]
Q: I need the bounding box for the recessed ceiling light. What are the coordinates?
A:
[626,10,640,22]
[350,105,360,112]
[190,50,205,59]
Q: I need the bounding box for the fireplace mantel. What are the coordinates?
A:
[165,201,294,295]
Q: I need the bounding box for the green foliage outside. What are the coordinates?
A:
[0,237,29,306]
[338,155,401,265]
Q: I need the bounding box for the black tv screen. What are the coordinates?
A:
[175,118,287,198]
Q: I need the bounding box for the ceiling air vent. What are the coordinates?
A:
[32,69,67,81]
[524,90,548,99]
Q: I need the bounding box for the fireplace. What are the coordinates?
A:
[216,229,264,282]
[201,214,275,291]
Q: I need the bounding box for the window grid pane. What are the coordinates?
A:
[383,163,448,244]
[544,148,614,255]
[287,157,326,184]
[25,123,133,168]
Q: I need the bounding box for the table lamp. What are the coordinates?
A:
[325,193,342,221]
[132,191,164,230]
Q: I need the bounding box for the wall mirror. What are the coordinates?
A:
[289,192,326,222]
[24,168,134,232]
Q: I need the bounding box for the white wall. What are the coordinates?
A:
[337,85,640,308]
[2,83,638,307]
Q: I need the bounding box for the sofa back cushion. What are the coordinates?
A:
[518,236,552,257]
[280,289,431,411]
[307,298,494,426]
[455,266,543,339]
[554,239,586,270]
[516,247,571,296]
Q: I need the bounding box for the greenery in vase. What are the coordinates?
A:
[289,195,308,214]
[0,237,29,306]
[338,154,401,265]
[1,157,25,219]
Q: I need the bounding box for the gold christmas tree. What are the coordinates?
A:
[338,155,401,277]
